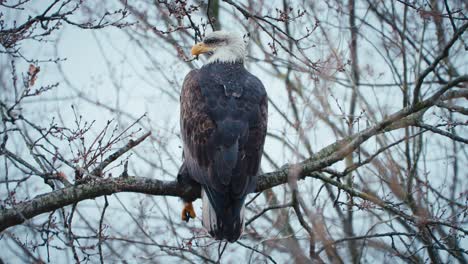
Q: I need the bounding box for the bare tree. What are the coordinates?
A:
[1,0,467,263]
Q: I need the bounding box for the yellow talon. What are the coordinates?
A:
[182,202,196,222]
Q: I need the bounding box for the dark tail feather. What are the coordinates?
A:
[202,188,245,242]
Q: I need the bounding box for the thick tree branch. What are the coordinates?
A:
[0,177,200,232]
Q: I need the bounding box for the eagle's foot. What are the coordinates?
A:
[182,202,196,222]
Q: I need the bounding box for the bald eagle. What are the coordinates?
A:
[178,31,268,242]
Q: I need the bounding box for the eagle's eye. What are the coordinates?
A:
[204,37,224,45]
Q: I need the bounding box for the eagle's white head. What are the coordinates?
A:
[191,31,246,64]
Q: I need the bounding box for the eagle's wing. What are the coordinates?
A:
[233,73,268,195]
[179,69,216,187]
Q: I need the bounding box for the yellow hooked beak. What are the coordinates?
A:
[191,42,213,56]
